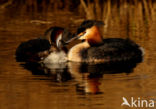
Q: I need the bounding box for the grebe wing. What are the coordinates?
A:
[16,38,51,62]
[87,38,142,62]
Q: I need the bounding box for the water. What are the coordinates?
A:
[0,11,156,109]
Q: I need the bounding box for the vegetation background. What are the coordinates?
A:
[0,0,155,41]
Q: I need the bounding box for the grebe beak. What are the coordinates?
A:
[58,29,77,44]
[64,33,81,43]
[65,30,88,43]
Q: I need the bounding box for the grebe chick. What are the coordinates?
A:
[16,27,73,63]
[68,20,144,63]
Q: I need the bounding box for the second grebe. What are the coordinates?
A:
[68,20,144,63]
[16,27,73,63]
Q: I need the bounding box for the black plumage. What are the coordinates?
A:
[83,38,143,63]
[76,20,104,35]
[16,38,51,62]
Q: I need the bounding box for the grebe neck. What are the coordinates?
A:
[86,26,103,46]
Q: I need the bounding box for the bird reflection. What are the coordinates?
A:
[18,59,140,94]
[76,76,101,94]
[20,62,72,82]
[68,61,139,94]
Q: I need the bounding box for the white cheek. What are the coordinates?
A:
[56,34,62,47]
[79,29,91,40]
[79,35,86,40]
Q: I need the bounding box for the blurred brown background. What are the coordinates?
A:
[0,0,155,38]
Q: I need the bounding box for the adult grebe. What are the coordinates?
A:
[16,27,73,63]
[68,20,144,63]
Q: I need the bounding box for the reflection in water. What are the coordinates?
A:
[20,62,72,82]
[68,62,139,94]
[18,58,141,95]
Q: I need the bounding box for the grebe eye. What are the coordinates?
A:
[83,31,86,34]
[81,39,85,42]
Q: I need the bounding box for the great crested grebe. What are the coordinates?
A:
[16,27,73,63]
[68,20,144,63]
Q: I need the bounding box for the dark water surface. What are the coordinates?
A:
[0,11,156,109]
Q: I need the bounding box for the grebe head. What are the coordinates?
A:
[43,27,73,49]
[70,20,104,45]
